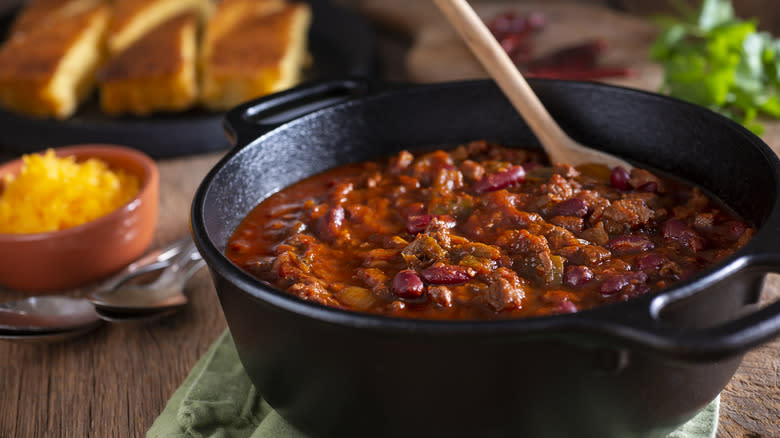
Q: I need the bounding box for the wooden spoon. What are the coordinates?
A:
[432,0,633,170]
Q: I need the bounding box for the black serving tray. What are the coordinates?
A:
[0,0,377,158]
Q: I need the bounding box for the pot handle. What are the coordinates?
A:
[222,77,394,147]
[591,247,780,362]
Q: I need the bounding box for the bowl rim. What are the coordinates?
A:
[0,143,159,242]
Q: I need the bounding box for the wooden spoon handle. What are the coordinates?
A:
[432,0,633,170]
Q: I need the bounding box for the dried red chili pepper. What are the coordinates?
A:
[488,11,546,66]
[487,11,546,41]
[487,11,632,81]
[525,39,607,72]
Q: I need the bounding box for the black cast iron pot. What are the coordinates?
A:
[191,78,780,438]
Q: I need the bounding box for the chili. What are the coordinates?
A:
[226,141,754,320]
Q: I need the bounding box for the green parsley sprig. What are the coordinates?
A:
[650,0,780,134]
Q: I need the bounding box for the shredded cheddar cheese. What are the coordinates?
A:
[0,150,140,234]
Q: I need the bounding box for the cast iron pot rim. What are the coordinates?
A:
[192,78,780,359]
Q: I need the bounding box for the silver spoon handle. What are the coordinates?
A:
[90,236,192,294]
[87,239,203,309]
[153,243,204,288]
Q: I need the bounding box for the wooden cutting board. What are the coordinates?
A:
[360,0,662,89]
[357,0,780,151]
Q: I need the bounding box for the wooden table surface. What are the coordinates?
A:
[1,2,778,437]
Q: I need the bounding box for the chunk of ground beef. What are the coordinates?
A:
[424,216,456,249]
[459,159,485,182]
[288,279,341,307]
[549,215,584,233]
[553,163,580,178]
[542,224,580,250]
[538,173,577,201]
[356,267,389,291]
[556,244,611,266]
[579,221,610,246]
[401,234,447,268]
[485,267,527,311]
[504,228,550,255]
[601,199,654,233]
[428,285,454,308]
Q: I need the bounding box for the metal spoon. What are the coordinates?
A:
[433,0,633,170]
[87,240,204,315]
[87,236,193,295]
[0,237,194,340]
[93,307,181,324]
[0,296,101,333]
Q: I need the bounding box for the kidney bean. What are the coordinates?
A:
[564,265,594,287]
[636,253,665,271]
[637,181,658,193]
[600,271,648,296]
[406,214,456,234]
[542,290,578,314]
[551,198,588,217]
[555,300,578,314]
[605,235,654,255]
[391,269,425,299]
[406,215,432,234]
[663,219,705,252]
[318,205,345,240]
[473,165,525,193]
[610,166,631,191]
[421,264,475,285]
[626,283,651,298]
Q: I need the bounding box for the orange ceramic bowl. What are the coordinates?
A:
[0,144,159,292]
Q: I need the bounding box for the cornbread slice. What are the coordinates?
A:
[106,0,211,55]
[199,0,312,111]
[0,3,109,119]
[98,13,198,116]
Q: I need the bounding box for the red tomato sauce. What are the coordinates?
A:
[226,141,754,320]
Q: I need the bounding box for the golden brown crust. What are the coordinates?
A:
[0,0,312,118]
[106,0,211,54]
[100,13,193,81]
[199,1,311,110]
[206,5,294,73]
[202,0,286,45]
[0,3,109,118]
[99,12,198,115]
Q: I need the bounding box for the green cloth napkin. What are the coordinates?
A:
[147,330,719,438]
